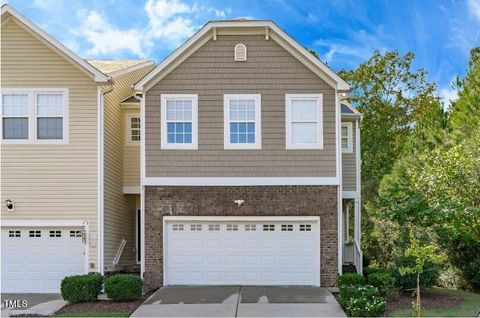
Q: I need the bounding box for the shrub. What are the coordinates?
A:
[393,255,440,290]
[338,273,366,287]
[363,251,372,268]
[340,285,385,317]
[363,267,382,280]
[61,274,103,303]
[368,271,396,295]
[105,274,143,301]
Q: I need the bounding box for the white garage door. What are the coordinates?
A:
[1,227,85,293]
[164,217,320,286]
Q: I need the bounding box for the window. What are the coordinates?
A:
[224,94,261,149]
[208,224,220,231]
[49,230,62,237]
[9,230,21,237]
[227,224,238,231]
[190,224,202,231]
[1,89,68,143]
[285,94,323,149]
[299,224,312,231]
[172,224,184,231]
[263,224,275,231]
[281,224,293,231]
[126,115,140,145]
[245,224,256,231]
[29,230,41,237]
[2,93,29,140]
[70,230,82,237]
[161,94,198,149]
[341,122,353,153]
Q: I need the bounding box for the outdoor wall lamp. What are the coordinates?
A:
[234,199,245,207]
[5,199,14,212]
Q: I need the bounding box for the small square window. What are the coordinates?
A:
[9,230,21,237]
[49,230,61,237]
[172,224,184,231]
[190,224,202,231]
[127,116,140,144]
[263,224,275,231]
[227,224,238,231]
[208,224,220,231]
[70,230,82,237]
[281,224,293,231]
[245,224,256,231]
[299,224,312,231]
[29,230,41,237]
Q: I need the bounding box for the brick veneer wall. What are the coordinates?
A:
[144,185,339,290]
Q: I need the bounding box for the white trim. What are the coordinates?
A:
[140,92,146,277]
[163,216,321,286]
[143,177,340,186]
[126,113,140,146]
[285,94,323,149]
[336,91,343,275]
[123,186,141,194]
[342,191,359,198]
[105,60,155,77]
[97,87,105,275]
[341,122,353,153]
[160,94,198,150]
[355,118,362,249]
[223,94,261,149]
[1,5,109,83]
[1,88,69,144]
[134,21,349,91]
[135,209,141,264]
[120,102,140,109]
[1,220,86,227]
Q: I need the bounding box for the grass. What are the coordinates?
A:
[54,312,131,317]
[388,288,480,317]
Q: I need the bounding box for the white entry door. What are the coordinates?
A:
[164,217,320,286]
[1,227,85,293]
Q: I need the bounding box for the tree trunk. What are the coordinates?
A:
[416,272,421,317]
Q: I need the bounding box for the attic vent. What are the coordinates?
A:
[234,43,247,61]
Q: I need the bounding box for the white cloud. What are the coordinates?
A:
[440,84,458,110]
[468,0,480,20]
[208,7,232,18]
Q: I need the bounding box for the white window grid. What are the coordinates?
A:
[190,224,202,231]
[9,230,21,237]
[172,224,184,231]
[341,122,353,153]
[70,230,82,237]
[300,224,312,231]
[208,224,220,231]
[126,114,140,145]
[281,224,293,231]
[49,230,62,237]
[224,94,262,149]
[29,230,41,237]
[245,224,256,231]
[227,224,239,231]
[263,224,275,231]
[285,94,323,149]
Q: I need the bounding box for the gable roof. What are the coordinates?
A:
[134,20,351,92]
[340,101,362,118]
[1,4,110,83]
[87,60,155,76]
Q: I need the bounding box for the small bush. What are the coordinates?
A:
[368,271,396,295]
[393,255,440,290]
[338,273,366,287]
[105,274,143,301]
[61,274,103,303]
[363,251,372,268]
[340,285,385,317]
[363,267,382,279]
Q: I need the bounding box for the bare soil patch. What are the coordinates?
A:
[386,290,462,313]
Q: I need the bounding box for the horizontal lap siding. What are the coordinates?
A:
[0,20,99,268]
[103,66,153,270]
[145,35,337,177]
[341,120,357,191]
[123,109,140,188]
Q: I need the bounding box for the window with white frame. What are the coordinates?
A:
[341,122,353,153]
[224,94,261,149]
[285,94,323,149]
[161,94,198,149]
[1,89,68,143]
[126,114,140,145]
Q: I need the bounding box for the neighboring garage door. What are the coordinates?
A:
[1,227,85,293]
[164,217,320,286]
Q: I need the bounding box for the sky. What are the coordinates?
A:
[4,0,480,106]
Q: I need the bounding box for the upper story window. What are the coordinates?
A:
[285,94,323,149]
[224,94,261,149]
[1,89,68,144]
[161,94,198,150]
[341,122,353,153]
[126,114,140,145]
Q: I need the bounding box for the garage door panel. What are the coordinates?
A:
[1,227,85,293]
[165,219,320,286]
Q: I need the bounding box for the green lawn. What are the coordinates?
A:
[388,288,480,317]
[54,312,131,317]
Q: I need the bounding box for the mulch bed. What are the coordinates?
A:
[386,290,462,313]
[55,290,156,315]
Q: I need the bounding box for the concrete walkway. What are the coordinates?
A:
[132,286,346,317]
[1,293,66,317]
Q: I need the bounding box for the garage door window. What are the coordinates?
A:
[208,224,220,231]
[227,224,238,231]
[70,230,82,237]
[172,224,184,231]
[8,230,21,237]
[245,224,256,231]
[50,230,61,237]
[281,224,293,231]
[263,224,275,231]
[29,230,41,237]
[190,224,202,231]
[300,224,312,231]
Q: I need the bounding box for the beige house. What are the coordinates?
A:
[0,4,153,293]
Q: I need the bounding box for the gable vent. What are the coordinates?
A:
[234,43,247,61]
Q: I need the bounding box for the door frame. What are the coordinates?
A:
[162,215,321,286]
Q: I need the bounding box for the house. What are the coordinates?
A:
[0,4,154,293]
[133,20,362,289]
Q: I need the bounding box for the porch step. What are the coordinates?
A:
[342,264,358,273]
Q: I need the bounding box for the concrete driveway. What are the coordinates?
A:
[132,286,346,317]
[1,293,66,317]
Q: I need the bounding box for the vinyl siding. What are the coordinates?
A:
[145,35,337,178]
[103,66,153,270]
[123,109,140,188]
[341,119,357,191]
[0,20,99,268]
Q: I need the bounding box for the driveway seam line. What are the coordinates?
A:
[235,286,241,317]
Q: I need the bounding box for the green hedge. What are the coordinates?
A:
[61,274,103,303]
[338,273,366,287]
[368,271,396,295]
[393,256,440,290]
[340,285,385,317]
[105,274,143,301]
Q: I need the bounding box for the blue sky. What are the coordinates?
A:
[4,0,480,105]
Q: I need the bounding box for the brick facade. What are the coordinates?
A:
[144,185,339,290]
